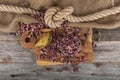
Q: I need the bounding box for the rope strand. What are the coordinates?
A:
[0,4,40,14]
[45,6,120,28]
[0,4,120,28]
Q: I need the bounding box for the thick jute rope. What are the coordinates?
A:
[45,6,120,28]
[0,4,120,28]
[0,4,40,14]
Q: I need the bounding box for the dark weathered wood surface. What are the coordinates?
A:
[0,28,120,80]
[94,28,120,41]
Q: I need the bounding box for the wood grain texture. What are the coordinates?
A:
[0,32,120,80]
[36,63,120,80]
[94,27,120,41]
[0,41,36,63]
[93,41,120,62]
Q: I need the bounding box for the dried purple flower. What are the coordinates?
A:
[13,13,87,64]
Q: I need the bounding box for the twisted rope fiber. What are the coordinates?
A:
[45,6,120,28]
[0,4,40,14]
[0,4,120,28]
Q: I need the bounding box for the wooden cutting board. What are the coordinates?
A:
[20,28,93,66]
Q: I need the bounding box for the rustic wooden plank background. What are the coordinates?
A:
[94,28,120,41]
[0,28,120,80]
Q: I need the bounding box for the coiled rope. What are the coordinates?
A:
[0,4,120,28]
